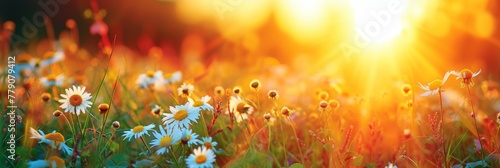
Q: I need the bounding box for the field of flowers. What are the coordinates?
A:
[1,0,500,167]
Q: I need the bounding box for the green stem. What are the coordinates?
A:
[467,86,484,162]
[289,117,305,164]
[169,146,182,167]
[438,90,447,167]
[279,115,288,167]
[140,136,153,155]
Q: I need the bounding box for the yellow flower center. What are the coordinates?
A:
[69,94,83,106]
[187,134,192,140]
[236,102,247,113]
[174,110,188,121]
[146,71,155,78]
[164,73,173,79]
[45,133,65,146]
[193,100,204,107]
[160,136,173,147]
[428,79,443,91]
[133,125,144,133]
[47,156,65,168]
[460,69,473,79]
[46,75,57,82]
[204,142,213,149]
[195,154,207,164]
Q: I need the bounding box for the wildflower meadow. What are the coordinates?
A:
[1,0,500,167]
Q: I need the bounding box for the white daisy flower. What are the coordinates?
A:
[227,96,254,123]
[151,104,164,116]
[385,162,397,168]
[263,113,276,123]
[122,124,156,141]
[58,85,92,115]
[29,128,73,156]
[136,70,164,89]
[201,137,219,153]
[418,71,452,96]
[177,83,194,98]
[150,125,182,155]
[27,156,66,168]
[185,147,216,168]
[188,95,214,111]
[11,51,65,78]
[164,71,182,84]
[163,102,200,129]
[40,74,64,87]
[450,69,481,87]
[181,129,202,147]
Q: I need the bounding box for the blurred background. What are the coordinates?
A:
[0,0,499,101]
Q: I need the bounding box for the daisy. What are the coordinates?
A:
[163,103,200,129]
[401,84,412,96]
[136,70,164,89]
[418,71,452,96]
[188,95,214,111]
[227,96,254,123]
[385,162,397,168]
[181,128,202,147]
[151,104,164,116]
[249,79,261,91]
[29,128,73,155]
[263,113,276,123]
[178,83,194,98]
[58,85,92,115]
[122,124,156,141]
[40,74,64,87]
[27,156,66,168]
[163,71,182,84]
[150,125,182,155]
[201,137,219,153]
[268,90,279,100]
[185,147,216,168]
[232,86,242,95]
[450,69,481,87]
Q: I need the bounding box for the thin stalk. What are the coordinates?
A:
[467,86,485,162]
[289,117,305,164]
[279,115,288,167]
[61,113,75,136]
[140,136,153,155]
[438,90,447,167]
[169,146,182,167]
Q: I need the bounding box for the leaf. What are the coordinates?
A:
[105,154,129,168]
[323,144,331,151]
[351,155,363,166]
[364,162,376,168]
[465,160,487,168]
[109,141,120,153]
[289,163,305,168]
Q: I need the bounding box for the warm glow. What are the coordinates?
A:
[349,0,409,44]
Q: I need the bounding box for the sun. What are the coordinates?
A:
[349,0,409,44]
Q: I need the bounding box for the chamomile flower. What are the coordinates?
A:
[151,104,164,116]
[29,128,73,155]
[418,71,452,96]
[227,96,254,123]
[263,113,276,123]
[150,125,182,155]
[40,74,64,87]
[178,83,194,98]
[214,86,224,96]
[163,71,182,84]
[185,147,216,168]
[58,85,92,115]
[122,124,156,141]
[249,79,261,91]
[268,90,279,100]
[181,128,202,147]
[27,156,66,168]
[136,70,163,89]
[188,95,214,111]
[401,84,412,96]
[163,103,200,129]
[450,69,481,87]
[201,137,219,153]
[385,162,397,168]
